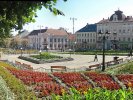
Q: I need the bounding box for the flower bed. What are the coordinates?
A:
[116,74,133,88]
[0,64,36,99]
[53,72,92,93]
[6,67,66,98]
[84,72,121,90]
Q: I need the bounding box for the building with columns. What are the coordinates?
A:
[97,9,133,50]
[76,9,133,50]
[28,28,69,50]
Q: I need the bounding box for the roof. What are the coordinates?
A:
[110,10,126,21]
[46,29,68,36]
[15,30,30,38]
[29,29,47,35]
[97,10,133,23]
[76,24,97,32]
[97,19,109,24]
[29,28,68,36]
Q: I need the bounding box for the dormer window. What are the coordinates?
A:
[113,14,118,21]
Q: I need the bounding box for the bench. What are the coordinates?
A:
[22,63,33,70]
[106,61,115,66]
[51,66,67,72]
[117,58,123,63]
[86,64,101,71]
[15,61,21,65]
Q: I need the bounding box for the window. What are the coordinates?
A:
[65,39,67,42]
[93,39,95,42]
[123,30,125,33]
[123,37,125,41]
[90,39,92,42]
[128,29,130,32]
[85,39,86,42]
[119,38,121,41]
[50,38,52,42]
[85,34,86,37]
[44,38,46,42]
[58,38,60,42]
[119,29,121,33]
[90,33,92,37]
[128,38,130,41]
[54,38,56,42]
[50,44,52,47]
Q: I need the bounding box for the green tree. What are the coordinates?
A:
[0,0,66,39]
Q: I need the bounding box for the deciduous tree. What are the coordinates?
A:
[0,0,66,39]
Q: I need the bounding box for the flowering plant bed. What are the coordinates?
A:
[0,61,133,99]
[18,52,73,64]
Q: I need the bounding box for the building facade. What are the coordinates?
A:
[75,24,97,50]
[76,9,133,50]
[97,9,133,50]
[28,28,69,50]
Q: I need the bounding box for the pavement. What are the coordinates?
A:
[1,53,128,72]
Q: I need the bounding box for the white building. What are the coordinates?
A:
[76,9,133,50]
[75,24,97,50]
[28,28,69,50]
[97,9,133,50]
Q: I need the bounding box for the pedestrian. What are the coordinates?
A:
[94,54,98,62]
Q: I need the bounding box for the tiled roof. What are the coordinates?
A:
[46,29,68,36]
[29,28,68,36]
[29,29,47,35]
[76,24,97,32]
[97,19,109,24]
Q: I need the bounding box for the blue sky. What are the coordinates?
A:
[13,0,133,35]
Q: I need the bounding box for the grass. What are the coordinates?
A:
[104,61,133,75]
[30,52,62,60]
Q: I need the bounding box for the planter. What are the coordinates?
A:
[18,56,74,64]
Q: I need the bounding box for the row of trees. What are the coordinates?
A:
[2,38,28,49]
[0,0,67,47]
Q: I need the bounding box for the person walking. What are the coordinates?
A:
[94,53,98,62]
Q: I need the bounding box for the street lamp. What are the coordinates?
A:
[98,30,110,71]
[74,41,77,54]
[20,47,23,56]
[39,50,42,60]
[69,49,72,58]
[130,39,133,57]
[113,32,118,56]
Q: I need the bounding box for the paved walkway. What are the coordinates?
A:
[1,53,128,71]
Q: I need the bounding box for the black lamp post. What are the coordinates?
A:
[113,32,118,56]
[20,47,23,56]
[69,49,72,58]
[130,40,133,57]
[98,30,110,71]
[39,50,42,60]
[74,41,77,54]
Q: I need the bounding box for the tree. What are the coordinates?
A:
[0,0,67,39]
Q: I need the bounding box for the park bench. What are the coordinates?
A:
[86,64,101,71]
[15,61,21,65]
[106,61,115,66]
[117,58,123,63]
[51,66,67,72]
[22,63,33,70]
